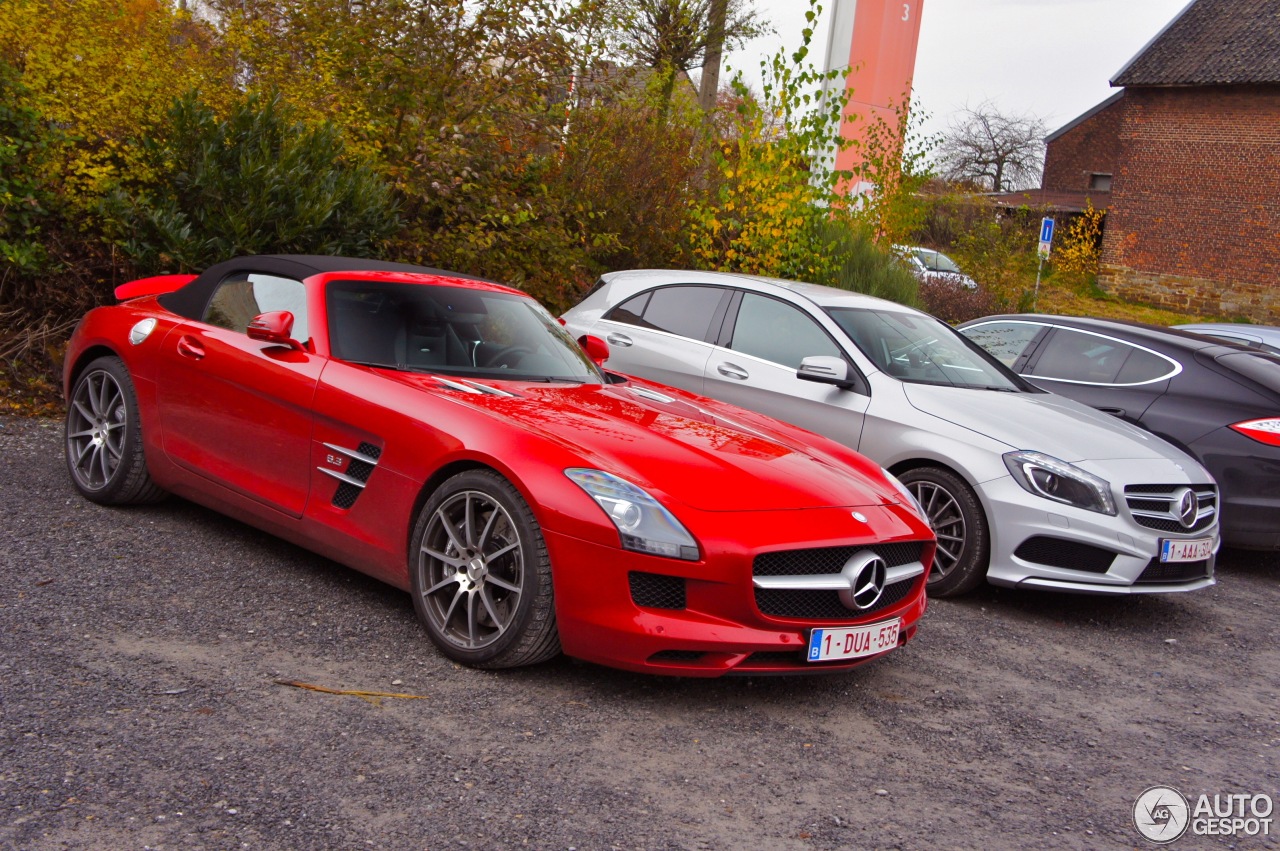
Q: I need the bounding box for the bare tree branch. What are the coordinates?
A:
[936,101,1046,191]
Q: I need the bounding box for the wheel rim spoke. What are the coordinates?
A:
[463,494,477,548]
[479,587,506,636]
[440,585,465,627]
[422,546,466,569]
[485,574,521,594]
[477,509,499,550]
[466,592,479,645]
[486,541,518,561]
[436,508,467,554]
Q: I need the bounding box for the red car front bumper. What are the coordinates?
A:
[543,503,931,677]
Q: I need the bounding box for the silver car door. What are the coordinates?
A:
[591,285,730,394]
[701,291,870,449]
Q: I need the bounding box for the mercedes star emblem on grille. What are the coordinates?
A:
[839,551,887,611]
[1174,487,1198,529]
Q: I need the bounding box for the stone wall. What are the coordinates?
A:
[1099,264,1280,322]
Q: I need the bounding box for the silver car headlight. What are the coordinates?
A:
[1003,451,1116,516]
[565,468,700,561]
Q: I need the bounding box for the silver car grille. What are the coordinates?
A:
[1124,484,1217,534]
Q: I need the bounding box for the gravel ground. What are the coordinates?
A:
[2,415,1278,850]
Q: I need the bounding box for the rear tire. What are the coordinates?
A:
[899,466,988,597]
[65,356,165,505]
[410,470,560,668]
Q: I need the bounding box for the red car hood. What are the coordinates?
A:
[391,374,896,512]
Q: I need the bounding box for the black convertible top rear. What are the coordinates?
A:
[159,255,494,321]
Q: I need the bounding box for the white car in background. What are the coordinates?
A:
[895,245,979,290]
[563,270,1220,597]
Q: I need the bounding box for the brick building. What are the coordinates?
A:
[1084,0,1280,321]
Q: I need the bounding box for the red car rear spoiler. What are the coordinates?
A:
[115,274,198,301]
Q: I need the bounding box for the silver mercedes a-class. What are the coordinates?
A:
[562,270,1220,597]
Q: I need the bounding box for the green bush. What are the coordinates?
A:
[105,91,401,273]
[0,63,57,278]
[810,219,921,308]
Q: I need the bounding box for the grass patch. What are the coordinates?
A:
[1028,283,1224,327]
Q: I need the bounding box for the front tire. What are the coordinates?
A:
[899,466,988,597]
[410,470,560,668]
[65,355,165,505]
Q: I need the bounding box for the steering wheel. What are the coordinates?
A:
[482,345,534,368]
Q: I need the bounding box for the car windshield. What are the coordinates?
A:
[915,249,962,274]
[826,307,1023,390]
[327,279,601,383]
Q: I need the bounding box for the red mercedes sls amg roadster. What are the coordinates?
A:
[63,256,934,676]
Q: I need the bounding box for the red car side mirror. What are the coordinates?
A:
[577,334,610,366]
[247,311,304,351]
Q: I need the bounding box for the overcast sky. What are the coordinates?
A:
[724,0,1192,141]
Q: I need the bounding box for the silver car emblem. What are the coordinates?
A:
[851,511,868,523]
[838,552,887,611]
[1174,487,1198,529]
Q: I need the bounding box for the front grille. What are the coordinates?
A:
[629,572,686,610]
[753,542,925,577]
[755,576,916,621]
[1137,559,1211,584]
[1125,484,1217,534]
[1013,536,1116,574]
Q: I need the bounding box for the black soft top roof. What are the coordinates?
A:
[159,254,494,321]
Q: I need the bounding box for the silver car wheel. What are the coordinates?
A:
[910,480,967,580]
[418,489,527,651]
[899,466,988,597]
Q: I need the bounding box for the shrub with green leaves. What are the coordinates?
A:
[0,63,56,277]
[106,91,400,273]
[811,218,920,307]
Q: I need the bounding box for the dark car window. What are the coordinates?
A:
[1031,329,1177,385]
[327,279,600,382]
[204,273,309,343]
[728,293,841,369]
[1217,352,1280,393]
[1030,329,1128,384]
[1114,346,1175,384]
[960,322,1044,367]
[605,286,726,342]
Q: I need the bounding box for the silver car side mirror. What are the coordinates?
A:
[797,356,855,389]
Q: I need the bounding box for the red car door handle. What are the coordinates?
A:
[176,335,205,360]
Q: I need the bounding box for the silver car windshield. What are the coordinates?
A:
[827,307,1022,390]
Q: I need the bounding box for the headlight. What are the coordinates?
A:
[565,469,700,561]
[881,466,928,526]
[1003,451,1116,515]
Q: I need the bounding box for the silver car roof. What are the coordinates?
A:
[601,269,913,313]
